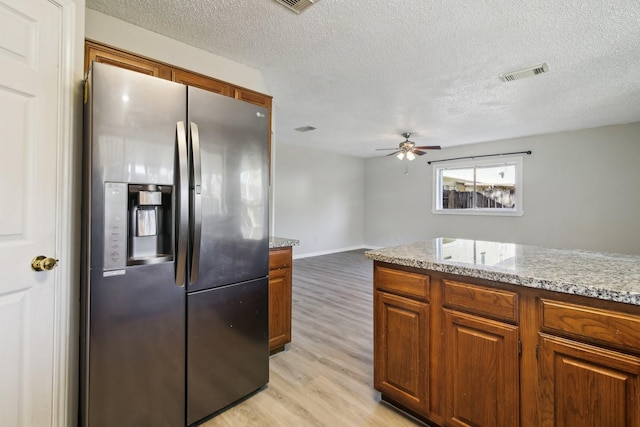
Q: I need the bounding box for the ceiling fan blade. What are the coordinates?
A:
[412,149,426,156]
[385,151,401,157]
[376,148,397,151]
[415,145,442,150]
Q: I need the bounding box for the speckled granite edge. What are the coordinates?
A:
[269,236,300,248]
[365,240,640,306]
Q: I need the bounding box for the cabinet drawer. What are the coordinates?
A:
[443,280,518,323]
[540,299,640,352]
[269,247,291,270]
[375,266,430,300]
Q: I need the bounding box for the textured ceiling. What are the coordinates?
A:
[86,0,640,157]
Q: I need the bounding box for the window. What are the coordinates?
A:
[432,156,523,216]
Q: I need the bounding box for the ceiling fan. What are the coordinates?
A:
[376,132,441,160]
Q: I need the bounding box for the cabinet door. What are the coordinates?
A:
[85,41,172,79]
[539,334,640,427]
[269,265,292,351]
[172,69,232,96]
[443,309,520,427]
[374,291,429,413]
[234,88,272,108]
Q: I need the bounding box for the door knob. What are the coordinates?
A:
[31,256,58,272]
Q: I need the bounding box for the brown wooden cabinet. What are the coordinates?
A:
[443,310,519,427]
[84,40,272,106]
[84,41,172,79]
[171,69,232,96]
[374,291,429,413]
[538,298,640,426]
[373,261,640,427]
[539,334,640,427]
[269,246,293,353]
[233,88,272,109]
[442,279,520,426]
[374,265,431,415]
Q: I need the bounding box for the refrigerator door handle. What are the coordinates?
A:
[175,121,189,287]
[189,121,202,284]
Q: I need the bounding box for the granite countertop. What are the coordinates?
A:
[365,238,640,306]
[269,236,300,248]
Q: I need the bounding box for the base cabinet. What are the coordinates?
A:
[374,291,429,413]
[269,247,293,353]
[443,310,519,427]
[373,261,640,427]
[539,334,640,427]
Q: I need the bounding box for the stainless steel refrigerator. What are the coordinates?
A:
[80,62,270,427]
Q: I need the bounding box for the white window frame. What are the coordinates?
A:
[432,155,524,216]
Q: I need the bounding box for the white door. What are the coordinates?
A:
[0,0,69,426]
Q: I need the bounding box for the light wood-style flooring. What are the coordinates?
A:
[201,249,424,426]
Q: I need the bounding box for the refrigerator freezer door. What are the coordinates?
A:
[187,87,270,292]
[187,277,269,425]
[82,62,187,427]
[85,264,185,427]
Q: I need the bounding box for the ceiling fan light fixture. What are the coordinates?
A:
[376,131,442,159]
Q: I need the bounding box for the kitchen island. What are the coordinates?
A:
[365,238,640,427]
[269,237,299,353]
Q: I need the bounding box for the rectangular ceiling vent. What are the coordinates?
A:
[295,125,316,132]
[500,62,549,82]
[273,0,317,14]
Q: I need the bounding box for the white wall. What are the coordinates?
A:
[364,122,640,255]
[273,143,365,257]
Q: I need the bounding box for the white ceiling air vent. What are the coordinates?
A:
[500,62,549,82]
[273,0,317,14]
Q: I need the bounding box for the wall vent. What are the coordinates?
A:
[273,0,317,14]
[500,62,549,82]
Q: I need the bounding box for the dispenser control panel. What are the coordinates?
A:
[104,182,128,271]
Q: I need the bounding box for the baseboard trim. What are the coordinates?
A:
[293,245,371,260]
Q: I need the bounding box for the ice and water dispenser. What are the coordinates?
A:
[103,182,173,272]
